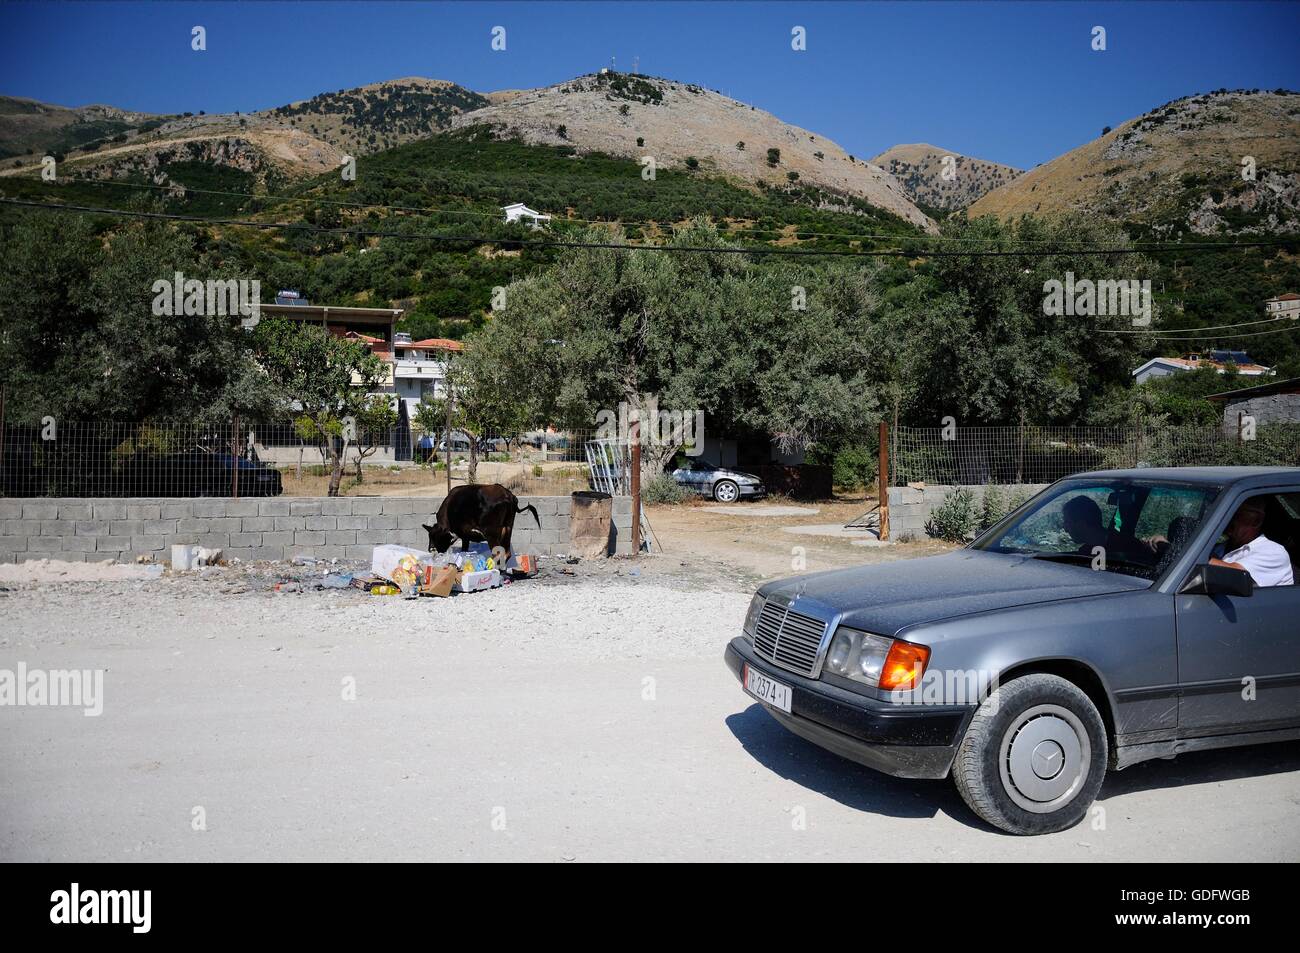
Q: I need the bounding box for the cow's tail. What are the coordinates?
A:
[516,501,541,528]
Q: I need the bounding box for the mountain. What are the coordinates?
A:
[870,143,1022,213]
[450,72,933,231]
[967,89,1300,234]
[0,95,161,160]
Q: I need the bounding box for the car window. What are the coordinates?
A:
[976,479,1219,581]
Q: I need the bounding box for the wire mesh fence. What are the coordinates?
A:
[890,423,1300,487]
[0,418,604,498]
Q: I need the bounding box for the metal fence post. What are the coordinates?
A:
[878,420,890,541]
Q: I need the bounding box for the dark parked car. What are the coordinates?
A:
[141,451,283,497]
[726,467,1300,834]
[671,459,766,503]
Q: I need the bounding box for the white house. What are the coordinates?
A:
[1265,293,1300,320]
[391,333,464,418]
[502,202,551,228]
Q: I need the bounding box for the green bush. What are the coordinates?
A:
[831,445,877,489]
[532,464,544,477]
[927,488,977,542]
[641,474,688,504]
[977,484,1007,533]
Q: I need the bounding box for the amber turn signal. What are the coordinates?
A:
[879,640,931,691]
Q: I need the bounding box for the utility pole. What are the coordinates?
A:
[630,414,641,554]
[445,356,453,494]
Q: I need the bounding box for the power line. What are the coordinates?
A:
[1090,315,1294,335]
[2,197,1293,259]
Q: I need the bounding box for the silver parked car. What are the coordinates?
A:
[726,467,1300,834]
[671,458,766,503]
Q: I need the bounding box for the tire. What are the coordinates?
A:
[713,480,740,503]
[952,673,1108,835]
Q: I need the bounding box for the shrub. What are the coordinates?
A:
[532,464,544,477]
[926,488,977,542]
[977,484,1007,532]
[641,474,688,504]
[831,445,877,489]
[766,147,781,167]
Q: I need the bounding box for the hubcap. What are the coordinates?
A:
[999,704,1090,814]
[717,483,737,502]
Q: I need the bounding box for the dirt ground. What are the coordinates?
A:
[1,499,1297,862]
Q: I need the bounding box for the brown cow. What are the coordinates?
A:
[422,483,540,557]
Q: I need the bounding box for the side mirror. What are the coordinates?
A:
[1180,563,1254,598]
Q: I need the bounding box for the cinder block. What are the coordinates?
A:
[230,532,263,548]
[392,530,424,549]
[208,517,242,533]
[21,502,59,520]
[4,536,27,552]
[26,536,61,553]
[294,531,326,546]
[144,519,177,536]
[93,502,128,520]
[0,501,23,520]
[355,529,391,545]
[9,520,41,536]
[289,500,322,517]
[160,502,193,519]
[259,500,290,516]
[57,502,93,520]
[40,519,75,536]
[326,530,357,546]
[225,500,260,517]
[274,516,306,531]
[62,535,98,552]
[223,547,271,563]
[110,519,144,537]
[126,503,162,521]
[381,499,418,515]
[58,551,88,563]
[176,518,211,534]
[350,499,384,515]
[192,501,229,518]
[304,515,336,531]
[336,515,368,530]
[262,531,295,548]
[396,513,427,530]
[321,498,353,516]
[241,516,275,532]
[313,545,346,561]
[74,520,109,537]
[131,536,164,552]
[194,534,231,550]
[370,515,397,531]
[344,544,374,560]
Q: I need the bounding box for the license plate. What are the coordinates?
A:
[744,664,792,713]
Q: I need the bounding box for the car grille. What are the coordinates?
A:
[752,599,827,676]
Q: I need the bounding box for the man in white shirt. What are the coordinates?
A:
[1210,498,1294,587]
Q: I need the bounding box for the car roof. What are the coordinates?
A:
[1066,466,1300,488]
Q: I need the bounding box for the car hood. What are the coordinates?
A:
[759,550,1150,636]
[718,468,761,482]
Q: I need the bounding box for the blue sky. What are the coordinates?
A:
[1,1,1296,169]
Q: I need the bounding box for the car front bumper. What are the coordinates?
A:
[725,638,972,780]
[737,483,766,499]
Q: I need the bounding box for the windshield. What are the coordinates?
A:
[972,479,1221,580]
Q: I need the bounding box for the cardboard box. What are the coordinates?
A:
[419,565,457,598]
[504,553,538,576]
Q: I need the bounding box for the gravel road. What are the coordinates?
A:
[2,565,1298,862]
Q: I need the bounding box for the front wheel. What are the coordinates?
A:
[952,674,1108,835]
[713,479,740,503]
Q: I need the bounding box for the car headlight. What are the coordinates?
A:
[823,626,930,691]
[742,593,766,640]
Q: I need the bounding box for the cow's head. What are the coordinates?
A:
[422,522,456,554]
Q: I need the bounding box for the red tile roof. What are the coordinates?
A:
[394,338,465,352]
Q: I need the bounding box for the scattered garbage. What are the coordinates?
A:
[273,580,302,593]
[318,573,353,589]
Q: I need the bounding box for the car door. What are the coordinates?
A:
[1174,487,1300,736]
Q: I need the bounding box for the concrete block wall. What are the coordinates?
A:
[887,483,1049,539]
[0,496,635,564]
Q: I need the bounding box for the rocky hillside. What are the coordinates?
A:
[870,143,1021,212]
[258,77,490,156]
[968,89,1300,234]
[451,72,934,231]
